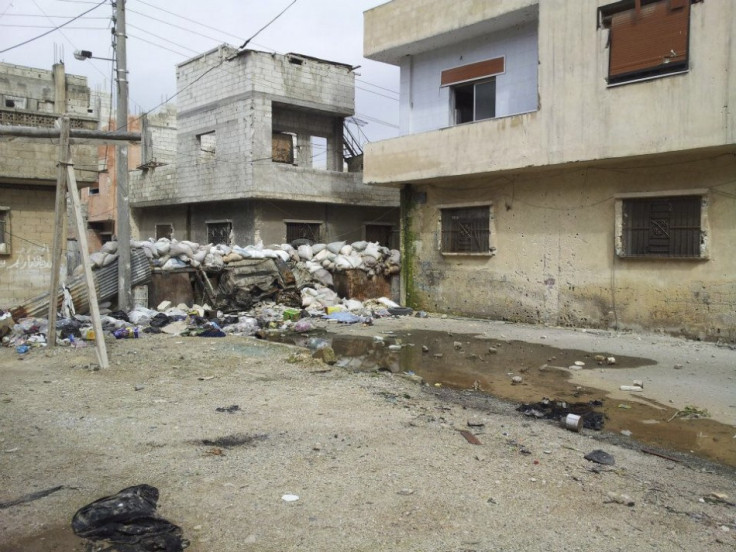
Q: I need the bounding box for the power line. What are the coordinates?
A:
[126,31,192,58]
[133,0,245,43]
[0,0,107,54]
[0,24,109,30]
[126,23,200,55]
[1,13,109,18]
[240,0,298,49]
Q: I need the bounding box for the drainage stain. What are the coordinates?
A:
[271,329,736,468]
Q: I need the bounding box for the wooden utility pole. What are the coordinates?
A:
[115,0,132,310]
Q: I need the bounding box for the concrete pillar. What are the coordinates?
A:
[52,63,66,114]
[328,118,344,171]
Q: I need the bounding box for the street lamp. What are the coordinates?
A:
[73,50,114,62]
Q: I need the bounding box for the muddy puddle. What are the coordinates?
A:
[269,329,736,468]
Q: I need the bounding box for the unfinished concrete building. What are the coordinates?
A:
[0,62,101,306]
[130,46,399,248]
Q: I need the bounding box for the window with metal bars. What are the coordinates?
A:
[441,206,491,253]
[155,223,173,241]
[365,224,395,248]
[621,195,702,257]
[286,222,321,245]
[207,221,232,245]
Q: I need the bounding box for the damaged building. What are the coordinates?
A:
[0,62,101,306]
[130,46,399,249]
[363,0,736,341]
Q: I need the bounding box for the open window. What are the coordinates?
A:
[365,223,396,249]
[207,221,232,245]
[440,205,494,255]
[616,192,707,258]
[441,57,504,125]
[0,207,10,255]
[600,0,692,85]
[197,131,216,162]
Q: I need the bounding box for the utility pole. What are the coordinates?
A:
[115,0,132,310]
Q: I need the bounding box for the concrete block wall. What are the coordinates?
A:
[0,186,56,307]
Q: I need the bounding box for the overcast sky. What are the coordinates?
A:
[0,0,399,141]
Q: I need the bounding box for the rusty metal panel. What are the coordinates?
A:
[148,270,194,308]
[333,270,391,301]
[441,57,505,87]
[609,0,689,82]
[272,132,294,164]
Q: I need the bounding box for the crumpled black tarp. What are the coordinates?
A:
[71,484,187,551]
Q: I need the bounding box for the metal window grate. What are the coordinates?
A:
[207,222,231,245]
[441,207,490,253]
[155,224,173,241]
[365,224,394,248]
[286,222,321,245]
[0,215,6,246]
[622,196,701,257]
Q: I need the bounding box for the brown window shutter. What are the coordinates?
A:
[609,0,689,80]
[441,57,505,87]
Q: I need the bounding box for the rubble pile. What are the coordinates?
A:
[89,238,401,281]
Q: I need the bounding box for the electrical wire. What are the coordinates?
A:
[0,0,106,54]
[239,0,298,49]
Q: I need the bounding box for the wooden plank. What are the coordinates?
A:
[458,430,482,445]
[441,57,504,86]
[66,164,109,369]
[47,117,70,347]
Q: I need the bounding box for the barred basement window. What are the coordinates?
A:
[440,206,492,254]
[620,195,703,258]
[155,223,173,241]
[286,221,321,245]
[207,221,232,245]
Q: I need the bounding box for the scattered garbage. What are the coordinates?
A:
[517,398,605,430]
[562,413,583,432]
[281,494,299,502]
[71,484,187,551]
[584,449,616,466]
[604,492,634,506]
[668,405,711,421]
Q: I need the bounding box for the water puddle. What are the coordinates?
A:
[269,329,736,468]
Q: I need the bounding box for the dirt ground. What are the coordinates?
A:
[0,315,734,551]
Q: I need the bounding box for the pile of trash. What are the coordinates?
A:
[1,293,414,352]
[517,398,606,430]
[90,238,401,280]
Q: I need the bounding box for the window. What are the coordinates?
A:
[155,223,173,241]
[88,187,100,195]
[285,221,321,245]
[619,194,704,258]
[441,57,504,125]
[272,132,295,164]
[600,0,691,85]
[365,224,395,248]
[197,131,216,161]
[453,79,496,124]
[4,96,26,109]
[207,221,232,245]
[311,136,327,170]
[0,207,10,255]
[440,205,492,254]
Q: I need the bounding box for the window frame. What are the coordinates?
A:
[0,206,10,255]
[206,220,232,245]
[363,222,397,249]
[437,202,496,257]
[284,219,322,246]
[451,77,497,125]
[614,190,709,260]
[599,0,692,87]
[196,131,216,162]
[155,223,174,241]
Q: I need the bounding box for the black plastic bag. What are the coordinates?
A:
[71,484,187,551]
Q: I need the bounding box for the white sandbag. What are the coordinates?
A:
[305,261,323,274]
[351,241,368,252]
[169,242,193,257]
[101,241,118,254]
[339,244,353,256]
[204,252,225,270]
[313,248,331,262]
[362,256,378,268]
[326,241,346,254]
[362,242,381,260]
[343,299,363,311]
[222,252,243,263]
[261,249,278,259]
[162,258,187,270]
[377,297,399,308]
[298,244,313,260]
[311,243,326,254]
[90,252,106,267]
[273,249,291,262]
[347,253,363,269]
[389,249,401,265]
[191,249,207,263]
[128,305,157,325]
[155,240,171,255]
[180,240,200,250]
[102,253,118,266]
[334,255,352,271]
[313,268,334,287]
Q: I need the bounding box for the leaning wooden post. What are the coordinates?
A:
[47,117,71,347]
[66,157,110,368]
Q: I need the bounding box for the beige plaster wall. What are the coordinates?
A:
[403,153,736,340]
[364,0,736,185]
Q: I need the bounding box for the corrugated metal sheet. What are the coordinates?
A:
[10,249,151,319]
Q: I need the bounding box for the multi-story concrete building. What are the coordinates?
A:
[130,46,399,248]
[0,62,100,306]
[364,0,736,340]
